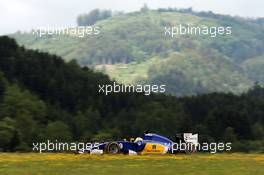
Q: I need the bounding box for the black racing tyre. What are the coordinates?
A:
[185,142,196,155]
[105,142,120,154]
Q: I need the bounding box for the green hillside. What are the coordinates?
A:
[11,10,264,95]
[242,55,264,83]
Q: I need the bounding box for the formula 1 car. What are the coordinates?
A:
[86,132,198,155]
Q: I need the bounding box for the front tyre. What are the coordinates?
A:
[105,142,120,154]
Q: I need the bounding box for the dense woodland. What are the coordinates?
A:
[0,36,263,152]
[77,9,113,26]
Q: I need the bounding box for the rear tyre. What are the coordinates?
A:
[185,142,196,154]
[105,142,120,154]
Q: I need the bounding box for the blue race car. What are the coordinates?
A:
[88,132,198,155]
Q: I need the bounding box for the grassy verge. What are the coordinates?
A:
[0,153,263,175]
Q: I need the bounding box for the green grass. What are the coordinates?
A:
[95,57,166,84]
[0,153,263,175]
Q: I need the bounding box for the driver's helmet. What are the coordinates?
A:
[134,137,143,143]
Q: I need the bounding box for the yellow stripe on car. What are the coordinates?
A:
[140,143,167,155]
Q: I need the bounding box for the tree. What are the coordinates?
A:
[45,121,72,142]
[0,72,6,102]
[15,112,37,146]
[92,130,113,141]
[0,117,17,151]
[77,9,112,26]
[252,122,264,140]
[223,127,237,142]
[140,4,149,13]
[0,85,47,123]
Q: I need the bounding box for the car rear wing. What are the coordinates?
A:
[176,133,199,146]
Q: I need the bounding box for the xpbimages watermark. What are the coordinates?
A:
[31,26,100,38]
[164,24,232,38]
[32,140,100,153]
[171,140,232,154]
[98,82,166,96]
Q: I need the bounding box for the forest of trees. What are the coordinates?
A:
[0,36,263,152]
[77,9,113,26]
